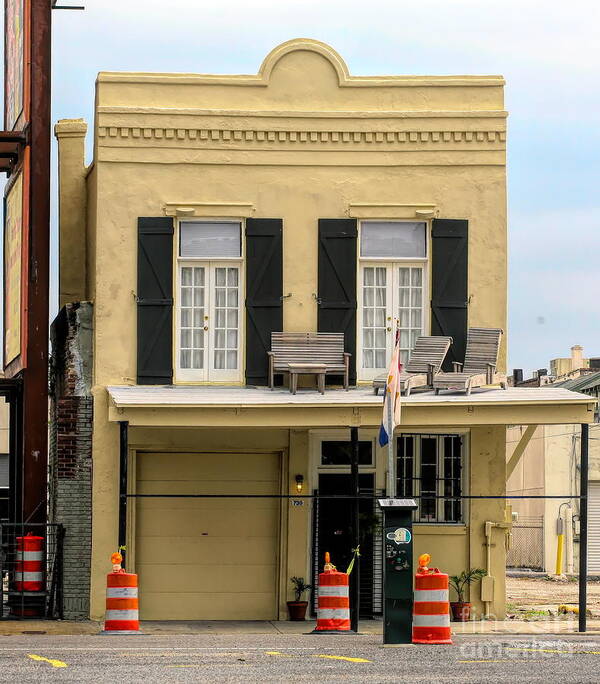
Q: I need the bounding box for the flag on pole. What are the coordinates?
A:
[378,328,403,447]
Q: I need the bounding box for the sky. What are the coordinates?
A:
[4,0,600,374]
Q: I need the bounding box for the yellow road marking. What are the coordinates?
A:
[315,654,372,663]
[265,651,293,657]
[509,647,600,655]
[459,660,509,663]
[27,654,68,668]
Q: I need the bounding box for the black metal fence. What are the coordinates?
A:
[0,523,64,619]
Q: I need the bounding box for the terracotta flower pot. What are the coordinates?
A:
[287,601,308,621]
[450,602,471,622]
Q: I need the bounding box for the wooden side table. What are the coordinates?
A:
[287,363,327,395]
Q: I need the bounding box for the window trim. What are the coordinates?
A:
[174,219,245,384]
[357,261,429,381]
[396,433,468,524]
[358,219,428,262]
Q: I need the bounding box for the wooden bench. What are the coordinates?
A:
[268,332,350,391]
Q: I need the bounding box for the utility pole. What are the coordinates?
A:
[350,426,360,633]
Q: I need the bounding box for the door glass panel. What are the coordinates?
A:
[362,266,387,370]
[213,266,239,370]
[397,266,424,365]
[180,266,205,369]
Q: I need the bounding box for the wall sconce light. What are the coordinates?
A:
[295,474,304,494]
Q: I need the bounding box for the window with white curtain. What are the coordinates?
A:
[358,221,428,380]
[176,221,242,382]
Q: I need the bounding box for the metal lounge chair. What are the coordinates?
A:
[433,327,507,395]
[373,335,453,396]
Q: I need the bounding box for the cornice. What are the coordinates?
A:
[97,106,508,120]
[97,126,506,145]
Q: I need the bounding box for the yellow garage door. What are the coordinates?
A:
[135,452,280,620]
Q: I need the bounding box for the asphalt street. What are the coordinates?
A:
[1,633,600,682]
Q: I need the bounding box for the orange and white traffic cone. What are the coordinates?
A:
[101,552,141,635]
[313,552,351,633]
[412,553,452,645]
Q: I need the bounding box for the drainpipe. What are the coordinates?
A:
[565,505,574,574]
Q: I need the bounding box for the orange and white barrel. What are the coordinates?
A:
[412,563,452,645]
[103,572,140,634]
[314,554,351,633]
[14,534,44,592]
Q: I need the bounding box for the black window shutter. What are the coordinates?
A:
[137,217,174,384]
[431,218,468,371]
[245,218,283,386]
[317,219,357,384]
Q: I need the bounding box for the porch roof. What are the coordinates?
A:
[106,385,595,428]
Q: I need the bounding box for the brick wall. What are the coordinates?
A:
[49,302,93,619]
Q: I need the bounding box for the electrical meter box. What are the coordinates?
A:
[378,498,418,644]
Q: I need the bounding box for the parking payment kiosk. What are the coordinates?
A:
[378,498,418,644]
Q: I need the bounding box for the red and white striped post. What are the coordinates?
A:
[101,552,141,634]
[412,553,452,645]
[313,552,351,633]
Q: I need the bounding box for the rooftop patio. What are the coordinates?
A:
[107,384,596,428]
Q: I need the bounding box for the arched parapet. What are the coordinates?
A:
[258,38,350,86]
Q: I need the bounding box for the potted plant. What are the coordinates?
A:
[449,568,486,621]
[287,577,312,621]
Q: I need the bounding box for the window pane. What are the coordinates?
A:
[396,436,414,498]
[321,441,372,465]
[192,350,203,368]
[420,437,438,522]
[181,288,192,307]
[227,268,238,286]
[180,222,241,258]
[180,350,191,369]
[181,268,192,286]
[214,350,225,369]
[363,349,374,368]
[226,350,237,369]
[181,309,191,327]
[214,330,225,348]
[360,222,426,258]
[227,288,238,307]
[215,268,226,286]
[227,310,238,327]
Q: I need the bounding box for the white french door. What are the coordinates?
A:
[358,263,426,381]
[177,262,241,382]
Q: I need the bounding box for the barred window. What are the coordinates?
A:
[396,434,464,523]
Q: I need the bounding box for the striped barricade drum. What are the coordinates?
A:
[314,569,350,632]
[412,567,452,644]
[103,572,140,634]
[14,534,44,592]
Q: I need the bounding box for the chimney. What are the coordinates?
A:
[571,345,584,370]
[513,369,523,386]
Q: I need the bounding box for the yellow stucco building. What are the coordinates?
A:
[53,39,593,622]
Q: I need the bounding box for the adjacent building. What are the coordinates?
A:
[52,39,593,621]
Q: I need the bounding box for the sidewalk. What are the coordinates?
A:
[1,619,599,636]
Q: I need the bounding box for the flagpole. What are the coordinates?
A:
[386,397,395,497]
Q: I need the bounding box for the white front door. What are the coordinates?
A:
[177,262,241,382]
[358,263,426,380]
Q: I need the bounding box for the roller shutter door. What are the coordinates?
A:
[588,482,600,573]
[135,452,280,619]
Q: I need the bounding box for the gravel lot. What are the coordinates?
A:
[506,576,600,618]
